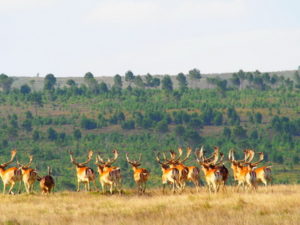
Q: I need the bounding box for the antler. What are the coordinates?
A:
[250,152,264,166]
[214,152,224,166]
[155,153,165,165]
[1,149,17,167]
[244,149,255,163]
[179,147,192,163]
[79,150,93,166]
[69,151,79,166]
[126,152,141,166]
[17,154,33,168]
[48,166,52,176]
[97,150,119,166]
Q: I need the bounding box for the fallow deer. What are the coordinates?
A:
[69,150,96,192]
[228,149,257,191]
[95,150,122,194]
[155,153,180,194]
[165,147,200,192]
[38,166,55,194]
[195,147,224,193]
[243,150,272,186]
[17,155,39,194]
[0,150,22,194]
[200,146,229,190]
[126,153,150,194]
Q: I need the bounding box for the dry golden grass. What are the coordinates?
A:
[0,185,299,225]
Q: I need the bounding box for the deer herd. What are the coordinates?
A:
[0,147,272,195]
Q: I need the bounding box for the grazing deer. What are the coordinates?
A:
[17,155,39,194]
[243,150,272,186]
[38,166,55,194]
[195,147,224,193]
[155,153,180,194]
[126,153,150,194]
[165,147,200,192]
[0,150,22,194]
[69,150,96,192]
[228,149,257,191]
[95,150,122,194]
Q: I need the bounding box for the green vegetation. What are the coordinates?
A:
[0,69,300,190]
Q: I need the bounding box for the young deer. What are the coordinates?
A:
[0,150,22,194]
[69,150,96,192]
[38,166,55,194]
[95,150,122,194]
[17,155,39,194]
[126,153,150,194]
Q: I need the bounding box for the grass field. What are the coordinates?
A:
[0,185,299,225]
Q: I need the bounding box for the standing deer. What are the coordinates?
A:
[199,146,228,190]
[38,166,55,194]
[0,150,22,194]
[69,150,96,192]
[195,147,225,193]
[17,155,39,194]
[165,147,200,192]
[126,153,150,194]
[95,150,122,194]
[243,150,272,186]
[228,149,257,191]
[155,153,180,194]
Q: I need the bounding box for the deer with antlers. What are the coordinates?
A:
[126,153,150,194]
[155,152,180,194]
[199,146,229,190]
[195,147,226,193]
[37,166,55,194]
[228,149,258,191]
[164,147,200,192]
[17,154,39,194]
[0,150,22,194]
[95,150,122,194]
[243,150,272,186]
[69,150,96,192]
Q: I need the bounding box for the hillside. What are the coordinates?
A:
[0,69,300,190]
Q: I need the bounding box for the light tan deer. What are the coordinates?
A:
[228,149,257,191]
[164,147,200,192]
[199,146,229,190]
[195,147,224,193]
[0,150,22,194]
[17,155,39,194]
[95,150,122,194]
[243,150,272,186]
[155,153,180,194]
[38,166,55,194]
[126,153,150,194]
[69,150,96,192]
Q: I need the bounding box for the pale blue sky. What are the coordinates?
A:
[1,0,300,77]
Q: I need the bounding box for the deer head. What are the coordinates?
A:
[126,153,141,167]
[95,150,119,167]
[69,150,93,167]
[17,154,33,169]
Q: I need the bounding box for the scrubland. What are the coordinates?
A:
[0,185,299,225]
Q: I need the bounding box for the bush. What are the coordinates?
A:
[121,120,135,130]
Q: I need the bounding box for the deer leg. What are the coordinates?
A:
[87,182,90,192]
[110,184,113,195]
[162,183,166,194]
[18,181,22,194]
[77,180,80,192]
[3,183,7,194]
